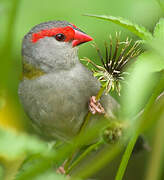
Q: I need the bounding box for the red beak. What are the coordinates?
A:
[72,30,93,47]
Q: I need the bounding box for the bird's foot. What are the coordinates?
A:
[89,96,105,114]
[56,162,70,179]
[56,165,66,174]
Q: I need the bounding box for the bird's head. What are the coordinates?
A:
[22,20,93,73]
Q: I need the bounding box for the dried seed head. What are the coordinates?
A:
[81,33,141,95]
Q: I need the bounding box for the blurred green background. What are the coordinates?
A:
[0,0,163,179]
[0,0,163,126]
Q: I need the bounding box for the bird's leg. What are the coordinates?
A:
[89,96,105,114]
[56,162,71,179]
[56,164,66,174]
[56,159,67,174]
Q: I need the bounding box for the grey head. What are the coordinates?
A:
[22,20,93,72]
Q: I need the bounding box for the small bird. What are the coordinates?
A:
[18,20,119,142]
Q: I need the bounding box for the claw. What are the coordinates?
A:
[56,166,66,174]
[89,96,105,114]
[56,161,70,179]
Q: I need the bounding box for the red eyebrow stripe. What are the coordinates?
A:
[32,26,75,43]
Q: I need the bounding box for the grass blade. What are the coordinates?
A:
[145,98,164,180]
[115,133,139,180]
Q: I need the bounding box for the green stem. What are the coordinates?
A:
[145,111,164,180]
[66,140,104,174]
[64,86,106,172]
[96,86,106,100]
[115,132,139,180]
[72,143,122,179]
[63,151,76,172]
[79,86,106,133]
[114,74,164,180]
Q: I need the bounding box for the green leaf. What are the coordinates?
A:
[121,51,164,119]
[156,0,164,12]
[151,19,164,58]
[33,171,68,180]
[84,14,152,40]
[149,18,164,58]
[154,18,164,39]
[0,128,49,159]
[16,154,47,179]
[15,122,107,180]
[115,87,164,180]
[137,52,164,72]
[17,156,68,180]
[145,98,164,180]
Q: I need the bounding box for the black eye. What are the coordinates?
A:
[55,33,66,41]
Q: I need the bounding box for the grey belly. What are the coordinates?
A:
[18,66,100,141]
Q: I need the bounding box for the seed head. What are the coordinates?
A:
[82,33,141,95]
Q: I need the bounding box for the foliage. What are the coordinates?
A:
[0,0,164,180]
[84,14,153,40]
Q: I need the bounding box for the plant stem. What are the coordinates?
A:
[114,73,164,180]
[115,132,139,180]
[66,140,104,174]
[72,143,122,179]
[79,86,106,133]
[64,86,106,172]
[63,151,76,172]
[145,111,164,180]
